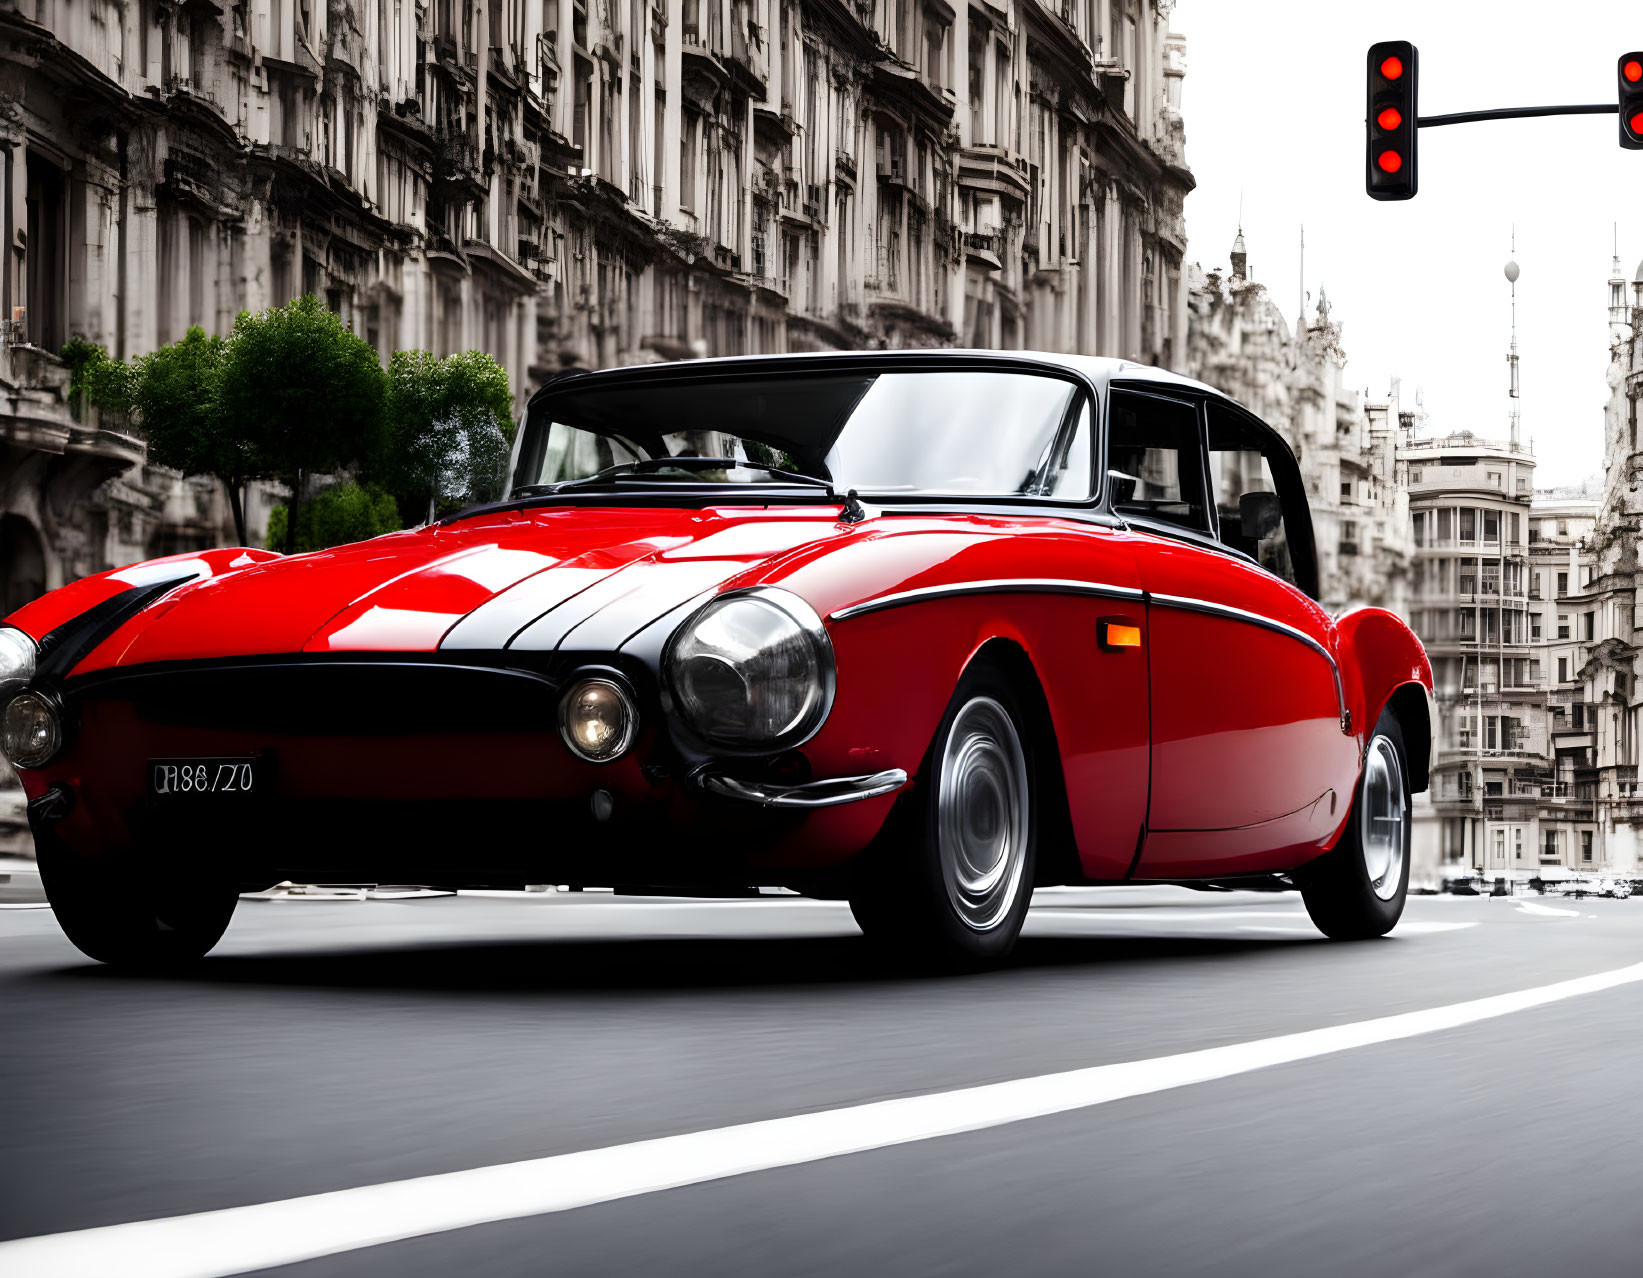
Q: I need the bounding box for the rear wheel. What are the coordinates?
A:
[849,663,1038,967]
[1299,709,1411,939]
[37,842,238,969]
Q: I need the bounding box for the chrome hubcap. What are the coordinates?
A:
[1361,734,1407,901]
[937,696,1029,931]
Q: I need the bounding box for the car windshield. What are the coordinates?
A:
[510,368,1092,500]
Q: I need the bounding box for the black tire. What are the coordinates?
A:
[849,661,1039,968]
[1299,709,1411,939]
[37,841,238,969]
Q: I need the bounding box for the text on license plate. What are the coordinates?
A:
[149,758,259,797]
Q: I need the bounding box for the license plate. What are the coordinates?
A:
[148,757,261,799]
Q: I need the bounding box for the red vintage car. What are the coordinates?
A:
[0,352,1433,968]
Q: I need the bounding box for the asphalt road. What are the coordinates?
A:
[2,883,1642,1276]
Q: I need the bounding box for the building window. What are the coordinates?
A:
[1558,519,1569,536]
[1558,656,1569,682]
[24,156,67,353]
[1340,481,1351,498]
[1489,471,1502,486]
[1557,613,1570,639]
[1543,829,1558,860]
[1410,468,1423,482]
[1557,571,1568,596]
[1585,612,1595,641]
[1583,831,1594,862]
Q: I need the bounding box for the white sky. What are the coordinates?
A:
[1169,0,1643,486]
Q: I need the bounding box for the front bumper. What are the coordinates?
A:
[21,655,905,886]
[698,769,908,808]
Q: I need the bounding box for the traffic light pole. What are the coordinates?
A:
[1418,103,1618,128]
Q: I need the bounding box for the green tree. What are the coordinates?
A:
[217,295,387,553]
[59,338,133,423]
[126,327,262,545]
[265,482,402,553]
[376,349,515,524]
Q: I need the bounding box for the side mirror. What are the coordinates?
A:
[1239,490,1282,540]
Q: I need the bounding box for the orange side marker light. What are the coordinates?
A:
[1099,620,1142,651]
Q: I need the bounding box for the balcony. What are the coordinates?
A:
[964,229,1003,269]
[956,145,1030,202]
[876,153,907,185]
[434,132,487,197]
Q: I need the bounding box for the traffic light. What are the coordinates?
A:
[1622,53,1643,150]
[1367,41,1418,200]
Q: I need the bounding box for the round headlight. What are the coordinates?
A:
[0,626,36,694]
[559,675,638,763]
[665,588,834,749]
[1,691,62,769]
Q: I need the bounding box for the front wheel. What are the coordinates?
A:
[1299,710,1411,939]
[37,842,239,969]
[849,663,1038,967]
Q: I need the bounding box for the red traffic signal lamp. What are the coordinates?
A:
[1622,52,1643,149]
[1367,41,1418,199]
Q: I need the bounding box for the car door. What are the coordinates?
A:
[1110,387,1360,878]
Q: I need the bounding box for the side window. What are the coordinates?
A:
[1106,390,1209,532]
[1205,402,1299,587]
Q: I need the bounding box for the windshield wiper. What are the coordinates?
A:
[519,457,837,498]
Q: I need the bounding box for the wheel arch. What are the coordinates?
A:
[1334,606,1434,795]
[961,637,1082,886]
[1382,681,1433,794]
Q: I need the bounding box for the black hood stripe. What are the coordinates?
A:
[36,575,201,682]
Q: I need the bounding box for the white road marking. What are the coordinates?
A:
[1515,901,1582,918]
[1030,909,1306,923]
[1237,920,1477,937]
[3,958,1640,1278]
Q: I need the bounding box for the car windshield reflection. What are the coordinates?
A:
[511,369,1093,500]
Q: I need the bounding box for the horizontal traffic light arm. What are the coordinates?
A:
[1417,103,1618,127]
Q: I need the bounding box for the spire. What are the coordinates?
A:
[1297,223,1305,330]
[1612,223,1632,343]
[1230,225,1248,282]
[1505,230,1520,448]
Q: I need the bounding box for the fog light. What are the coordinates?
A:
[2,691,62,769]
[559,676,637,763]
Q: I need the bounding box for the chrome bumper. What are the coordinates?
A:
[698,768,909,809]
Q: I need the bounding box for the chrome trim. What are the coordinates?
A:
[937,695,1030,931]
[664,586,838,753]
[699,768,909,808]
[828,577,1351,735]
[829,578,1145,622]
[1361,731,1408,901]
[1148,592,1352,733]
[0,625,37,696]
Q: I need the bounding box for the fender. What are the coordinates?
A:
[3,548,282,644]
[1334,606,1435,792]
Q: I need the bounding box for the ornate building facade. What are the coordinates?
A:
[1402,428,1610,883]
[1184,234,1411,615]
[1578,243,1643,874]
[0,0,1193,614]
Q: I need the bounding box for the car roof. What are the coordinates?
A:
[534,349,1224,401]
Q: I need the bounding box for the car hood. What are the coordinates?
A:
[70,506,855,674]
